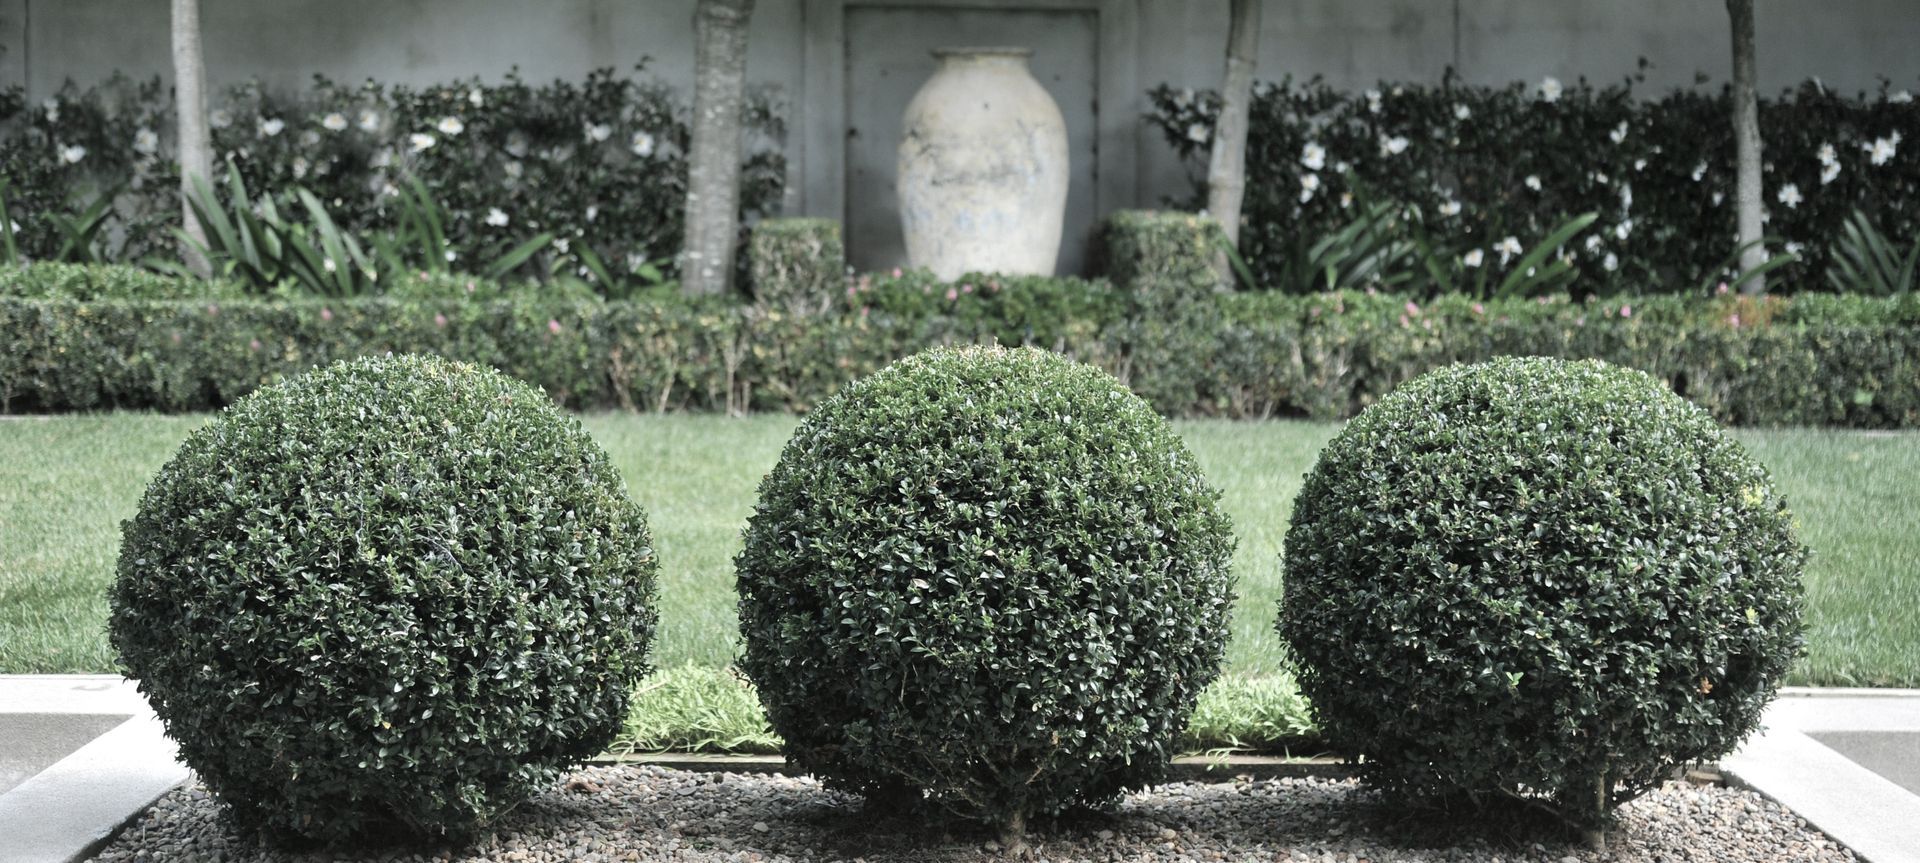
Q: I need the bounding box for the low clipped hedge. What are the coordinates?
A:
[3,262,1917,426]
[1279,357,1807,833]
[110,354,659,845]
[734,346,1236,839]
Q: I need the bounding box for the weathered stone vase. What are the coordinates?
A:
[898,47,1069,280]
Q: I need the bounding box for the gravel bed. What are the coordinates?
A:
[90,764,1855,863]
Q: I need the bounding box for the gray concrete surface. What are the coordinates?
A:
[0,714,127,796]
[1810,731,1920,796]
[1722,688,1920,863]
[0,676,189,863]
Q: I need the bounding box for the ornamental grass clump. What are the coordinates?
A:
[735,345,1236,845]
[110,354,659,846]
[1279,356,1806,844]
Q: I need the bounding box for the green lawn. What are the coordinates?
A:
[1,413,1916,689]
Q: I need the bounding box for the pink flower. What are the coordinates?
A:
[1728,313,1742,328]
[548,319,562,334]
[1620,304,1632,318]
[860,305,870,318]
[434,313,448,328]
[945,288,958,301]
[248,338,262,351]
[846,284,857,296]
[961,282,974,294]
[1716,281,1730,296]
[891,267,902,278]
[320,307,334,322]
[1398,313,1410,327]
[1366,286,1379,296]
[1404,301,1420,316]
[1576,315,1587,326]
[1471,302,1485,316]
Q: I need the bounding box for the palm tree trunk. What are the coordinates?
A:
[1727,0,1767,295]
[1206,0,1262,289]
[171,0,212,277]
[680,0,755,296]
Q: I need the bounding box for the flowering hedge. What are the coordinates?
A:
[4,263,1915,427]
[1149,72,1920,295]
[0,66,785,285]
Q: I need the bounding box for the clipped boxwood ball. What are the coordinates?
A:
[736,346,1235,836]
[110,355,658,846]
[1280,357,1806,827]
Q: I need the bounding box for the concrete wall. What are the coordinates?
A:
[5,0,1918,268]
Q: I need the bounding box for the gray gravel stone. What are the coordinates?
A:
[87,765,1857,863]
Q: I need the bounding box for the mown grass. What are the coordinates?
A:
[2,413,1915,751]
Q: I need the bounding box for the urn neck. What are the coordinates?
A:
[931,47,1034,70]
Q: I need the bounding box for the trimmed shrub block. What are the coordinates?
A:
[1279,356,1807,832]
[735,345,1236,841]
[110,354,659,845]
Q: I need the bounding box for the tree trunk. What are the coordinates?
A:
[1727,0,1766,295]
[680,0,755,297]
[171,0,213,278]
[1206,0,1262,288]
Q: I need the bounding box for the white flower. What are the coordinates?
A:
[1186,122,1209,144]
[322,112,348,132]
[1592,171,1610,186]
[1822,162,1842,185]
[1497,236,1524,265]
[7,219,18,234]
[408,133,436,152]
[1892,91,1914,104]
[1525,175,1542,192]
[554,237,571,254]
[1603,252,1620,272]
[292,157,310,179]
[1818,143,1838,166]
[300,130,320,147]
[1584,234,1604,254]
[133,128,159,155]
[586,205,599,222]
[468,89,485,108]
[381,182,400,198]
[587,122,613,143]
[58,144,87,165]
[1785,241,1805,256]
[357,109,381,132]
[444,250,457,263]
[1172,88,1194,109]
[630,131,655,157]
[437,116,465,136]
[1692,162,1708,182]
[1438,200,1462,217]
[323,257,337,274]
[210,109,232,129]
[1333,160,1350,174]
[1615,219,1634,240]
[1463,249,1484,268]
[1300,141,1326,171]
[1868,136,1899,166]
[1365,89,1383,113]
[1339,191,1353,209]
[1539,77,1563,103]
[1609,121,1629,145]
[505,134,530,158]
[1380,135,1409,157]
[1633,158,1647,172]
[1453,103,1471,121]
[1620,183,1634,213]
[504,160,524,179]
[1713,191,1725,206]
[1298,173,1320,203]
[485,207,510,228]
[258,117,284,138]
[42,97,59,123]
[370,148,393,169]
[1776,183,1803,209]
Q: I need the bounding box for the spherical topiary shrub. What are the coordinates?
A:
[735,345,1235,841]
[1279,356,1806,834]
[110,354,658,846]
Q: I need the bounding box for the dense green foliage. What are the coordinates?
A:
[734,346,1236,832]
[1150,74,1920,296]
[108,355,659,845]
[747,218,844,314]
[5,261,1915,426]
[1,68,783,283]
[1280,357,1807,829]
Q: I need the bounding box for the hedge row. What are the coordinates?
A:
[1149,73,1920,295]
[5,264,1915,427]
